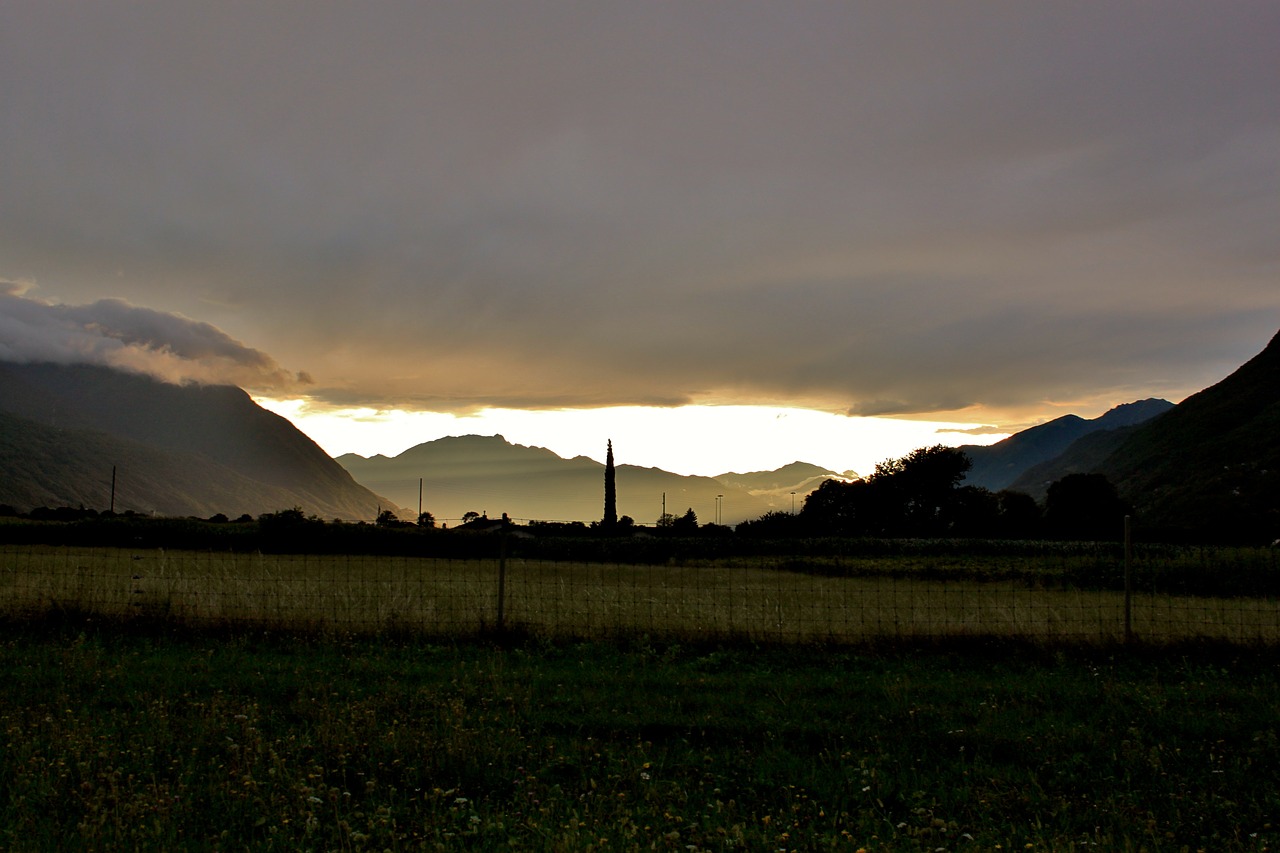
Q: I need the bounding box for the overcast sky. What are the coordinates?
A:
[2,3,1278,455]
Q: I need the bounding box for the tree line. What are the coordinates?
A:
[737,445,1129,541]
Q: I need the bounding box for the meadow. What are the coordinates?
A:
[1,627,1277,851]
[3,541,1278,850]
[2,543,1278,646]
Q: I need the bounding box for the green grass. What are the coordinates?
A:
[1,627,1277,851]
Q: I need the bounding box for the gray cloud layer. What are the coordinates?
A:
[0,282,307,392]
[2,3,1277,423]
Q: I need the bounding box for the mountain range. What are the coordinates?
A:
[0,324,1275,538]
[0,361,837,525]
[959,398,1175,491]
[1011,328,1280,540]
[0,362,401,520]
[335,438,837,526]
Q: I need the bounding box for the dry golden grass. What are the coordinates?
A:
[1,544,1276,644]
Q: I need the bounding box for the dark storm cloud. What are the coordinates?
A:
[1,2,1276,423]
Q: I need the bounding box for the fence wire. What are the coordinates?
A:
[1,543,1277,646]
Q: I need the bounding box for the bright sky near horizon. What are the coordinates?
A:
[253,399,1009,479]
[1,2,1277,475]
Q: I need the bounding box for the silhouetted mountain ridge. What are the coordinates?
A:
[337,437,839,526]
[0,362,401,519]
[960,398,1174,491]
[1012,328,1280,540]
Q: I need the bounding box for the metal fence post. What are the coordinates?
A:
[1124,515,1133,645]
[496,529,508,632]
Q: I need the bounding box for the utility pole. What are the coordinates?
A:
[109,465,117,514]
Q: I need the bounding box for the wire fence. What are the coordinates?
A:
[2,542,1277,646]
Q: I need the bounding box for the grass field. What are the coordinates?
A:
[2,544,1278,646]
[1,627,1277,851]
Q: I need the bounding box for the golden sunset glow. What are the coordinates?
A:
[254,398,1011,477]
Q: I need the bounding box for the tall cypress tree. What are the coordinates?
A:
[603,439,618,528]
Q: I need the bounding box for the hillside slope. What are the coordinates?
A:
[0,411,324,517]
[1099,329,1280,539]
[1013,329,1280,540]
[0,362,400,519]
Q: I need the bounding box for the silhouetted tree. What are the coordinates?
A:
[796,445,978,536]
[258,507,307,528]
[800,478,871,534]
[671,507,699,533]
[602,439,618,529]
[257,506,323,548]
[1044,473,1129,540]
[417,511,436,529]
[948,486,1000,537]
[735,510,804,537]
[995,490,1042,538]
[872,445,973,535]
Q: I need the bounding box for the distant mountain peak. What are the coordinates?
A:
[1093,398,1175,429]
[336,434,833,525]
[959,397,1173,492]
[718,460,835,480]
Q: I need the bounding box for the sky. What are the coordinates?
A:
[1,3,1277,477]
